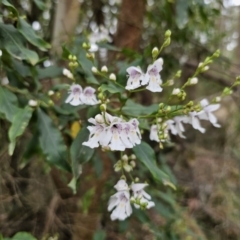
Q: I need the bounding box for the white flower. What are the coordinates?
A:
[125,66,147,90]
[198,99,220,127]
[187,111,206,133]
[65,84,83,106]
[145,58,163,92]
[172,116,188,138]
[83,113,141,151]
[131,183,155,209]
[80,87,99,105]
[108,180,132,221]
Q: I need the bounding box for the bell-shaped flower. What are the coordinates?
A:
[145,58,163,92]
[125,67,147,90]
[198,99,220,127]
[131,183,155,209]
[172,116,188,138]
[149,125,160,142]
[187,111,206,133]
[80,87,99,105]
[82,115,107,148]
[108,180,132,221]
[83,113,141,151]
[65,84,83,106]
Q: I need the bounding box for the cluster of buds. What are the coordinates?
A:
[182,101,201,115]
[172,88,187,101]
[114,154,136,172]
[68,55,78,69]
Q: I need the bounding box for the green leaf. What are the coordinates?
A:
[70,126,94,180]
[17,18,51,51]
[8,106,33,155]
[93,230,106,240]
[33,0,47,10]
[37,108,71,172]
[133,141,169,183]
[0,86,20,122]
[122,99,158,117]
[100,82,125,94]
[37,66,63,80]
[11,232,37,240]
[0,23,39,65]
[2,0,19,17]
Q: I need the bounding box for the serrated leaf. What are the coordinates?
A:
[133,141,169,183]
[0,23,39,65]
[122,99,158,117]
[100,82,124,94]
[70,126,94,180]
[8,106,33,155]
[37,108,71,172]
[17,18,51,51]
[0,86,20,122]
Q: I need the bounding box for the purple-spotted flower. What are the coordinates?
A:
[83,113,141,151]
[125,67,147,90]
[198,99,220,127]
[65,84,83,106]
[145,58,163,92]
[108,179,132,221]
[131,183,155,209]
[66,84,98,106]
[80,87,99,105]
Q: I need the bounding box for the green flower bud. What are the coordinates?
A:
[213,49,220,58]
[152,47,159,59]
[165,30,171,38]
[100,104,106,112]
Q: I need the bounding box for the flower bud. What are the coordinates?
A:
[123,164,132,172]
[172,88,181,95]
[215,96,221,102]
[95,114,104,124]
[213,49,220,58]
[165,30,171,38]
[189,77,198,85]
[159,103,164,109]
[135,177,139,182]
[100,104,106,112]
[122,154,128,161]
[175,70,182,78]
[167,79,174,86]
[101,66,108,73]
[203,66,209,71]
[72,56,77,61]
[109,73,116,81]
[28,99,38,107]
[68,55,73,60]
[91,66,98,73]
[48,90,54,96]
[130,154,136,160]
[130,161,136,168]
[152,47,159,58]
[1,77,9,85]
[86,52,95,60]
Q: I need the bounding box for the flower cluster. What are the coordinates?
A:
[150,99,220,142]
[108,179,155,221]
[83,113,141,151]
[126,58,163,92]
[65,84,99,106]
